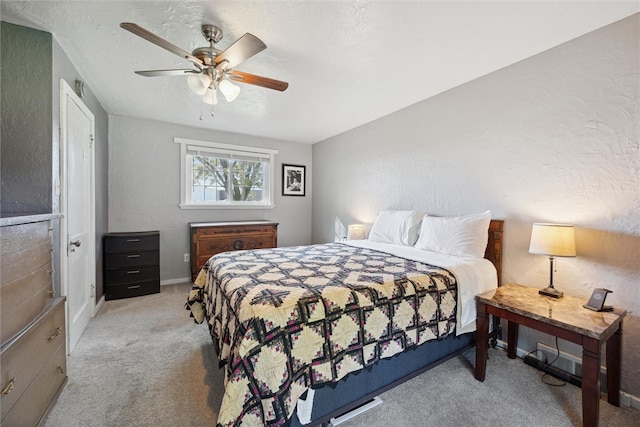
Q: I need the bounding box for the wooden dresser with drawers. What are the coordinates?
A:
[189,221,278,282]
[0,214,67,426]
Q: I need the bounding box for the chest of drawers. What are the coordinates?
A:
[1,215,66,426]
[189,221,278,282]
[1,297,67,426]
[103,231,160,300]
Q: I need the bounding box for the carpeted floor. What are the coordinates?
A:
[44,283,639,427]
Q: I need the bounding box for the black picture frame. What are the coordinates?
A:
[282,164,306,196]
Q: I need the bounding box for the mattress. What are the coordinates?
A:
[186,241,497,426]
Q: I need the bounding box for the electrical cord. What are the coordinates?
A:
[540,337,567,387]
[494,337,566,387]
[521,337,566,386]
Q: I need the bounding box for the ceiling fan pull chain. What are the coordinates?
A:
[199,98,204,121]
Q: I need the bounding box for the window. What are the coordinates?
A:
[175,138,277,208]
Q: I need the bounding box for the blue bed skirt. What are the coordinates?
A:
[288,331,475,426]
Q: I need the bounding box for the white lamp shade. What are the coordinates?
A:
[219,79,241,102]
[529,223,576,257]
[202,86,218,105]
[347,224,366,240]
[187,74,211,96]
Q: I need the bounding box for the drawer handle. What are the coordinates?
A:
[57,366,65,375]
[1,379,15,396]
[127,254,141,258]
[233,239,244,250]
[127,285,141,290]
[48,289,57,297]
[127,270,140,274]
[127,239,140,242]
[48,326,62,341]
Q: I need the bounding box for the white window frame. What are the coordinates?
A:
[175,138,278,209]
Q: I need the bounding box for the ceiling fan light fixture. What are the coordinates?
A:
[202,86,218,105]
[187,73,211,96]
[219,79,241,102]
[121,21,288,118]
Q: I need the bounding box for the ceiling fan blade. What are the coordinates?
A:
[228,70,289,91]
[135,69,201,77]
[120,22,203,67]
[215,33,266,69]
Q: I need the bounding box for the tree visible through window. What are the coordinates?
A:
[176,138,277,208]
[191,156,264,202]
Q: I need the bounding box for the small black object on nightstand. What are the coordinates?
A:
[583,288,613,312]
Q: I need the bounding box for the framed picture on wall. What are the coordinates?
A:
[282,164,306,196]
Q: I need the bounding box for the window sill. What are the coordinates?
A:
[179,204,276,210]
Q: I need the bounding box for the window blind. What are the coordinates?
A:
[187,145,270,162]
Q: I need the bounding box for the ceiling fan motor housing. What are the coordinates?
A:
[192,25,223,66]
[201,24,223,44]
[192,47,218,66]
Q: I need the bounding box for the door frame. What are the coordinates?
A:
[59,79,96,353]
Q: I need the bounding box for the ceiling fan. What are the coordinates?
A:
[120,22,288,107]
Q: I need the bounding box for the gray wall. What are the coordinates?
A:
[312,15,639,397]
[52,38,110,302]
[0,20,109,301]
[108,115,312,283]
[0,21,52,215]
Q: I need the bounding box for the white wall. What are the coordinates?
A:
[108,115,312,283]
[312,15,639,396]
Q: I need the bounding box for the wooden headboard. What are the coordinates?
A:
[484,219,504,287]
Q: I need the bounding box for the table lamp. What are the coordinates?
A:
[528,223,576,298]
[347,224,366,240]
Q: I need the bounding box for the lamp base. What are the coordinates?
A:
[539,286,563,298]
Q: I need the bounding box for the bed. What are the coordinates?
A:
[187,212,503,427]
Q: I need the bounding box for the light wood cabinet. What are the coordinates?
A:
[1,298,66,424]
[189,221,278,282]
[0,215,67,426]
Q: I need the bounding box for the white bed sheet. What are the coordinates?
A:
[344,239,497,335]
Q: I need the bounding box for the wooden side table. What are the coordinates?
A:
[475,283,626,427]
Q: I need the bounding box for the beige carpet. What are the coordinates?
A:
[44,283,640,427]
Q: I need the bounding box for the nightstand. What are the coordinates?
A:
[474,283,626,427]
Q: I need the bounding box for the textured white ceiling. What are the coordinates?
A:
[2,1,638,144]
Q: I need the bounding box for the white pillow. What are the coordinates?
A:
[368,210,423,246]
[414,211,492,258]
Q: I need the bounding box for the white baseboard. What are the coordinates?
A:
[620,391,640,410]
[160,277,191,286]
[495,339,640,409]
[495,339,530,358]
[94,295,105,316]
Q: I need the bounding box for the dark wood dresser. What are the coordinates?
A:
[189,221,278,282]
[1,214,67,426]
[103,231,160,300]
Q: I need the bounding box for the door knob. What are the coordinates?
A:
[69,240,81,247]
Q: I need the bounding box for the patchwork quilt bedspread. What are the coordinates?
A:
[186,243,458,426]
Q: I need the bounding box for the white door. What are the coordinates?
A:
[60,79,96,354]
